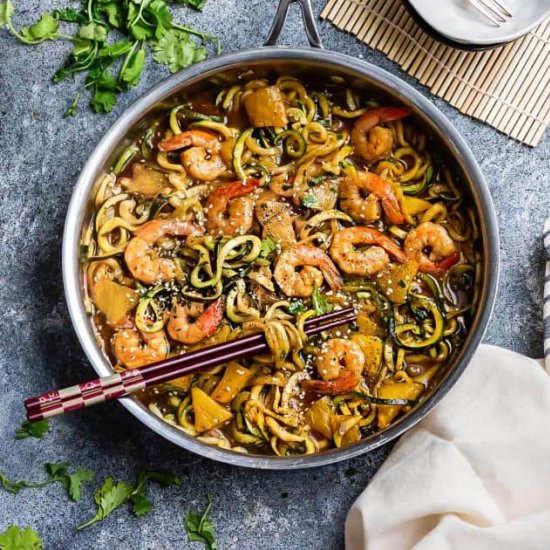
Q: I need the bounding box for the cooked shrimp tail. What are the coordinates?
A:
[274,244,343,298]
[205,179,260,237]
[330,226,407,276]
[124,219,203,284]
[167,297,224,344]
[113,328,168,369]
[302,338,365,395]
[159,130,219,152]
[404,222,459,276]
[352,106,411,163]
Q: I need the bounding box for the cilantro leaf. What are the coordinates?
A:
[96,2,123,28]
[44,463,95,502]
[98,40,133,59]
[0,525,42,550]
[78,469,180,529]
[130,469,181,517]
[308,174,335,187]
[0,463,94,499]
[287,300,306,315]
[20,13,59,41]
[15,419,49,440]
[151,30,206,73]
[312,286,334,315]
[260,235,277,259]
[119,47,145,87]
[78,477,134,530]
[53,8,86,24]
[301,194,317,209]
[0,0,14,26]
[78,23,108,42]
[1,0,217,115]
[147,0,173,38]
[184,496,217,550]
[91,89,117,113]
[172,0,207,10]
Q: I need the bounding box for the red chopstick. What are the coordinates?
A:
[25,306,356,422]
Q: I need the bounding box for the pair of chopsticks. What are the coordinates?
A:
[25,306,356,422]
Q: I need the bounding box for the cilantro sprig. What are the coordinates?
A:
[0,525,42,550]
[0,462,94,500]
[78,469,181,530]
[184,496,217,550]
[312,286,334,315]
[15,420,49,440]
[0,0,219,116]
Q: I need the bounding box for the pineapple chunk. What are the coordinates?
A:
[377,378,424,430]
[210,362,255,404]
[376,259,419,304]
[92,279,138,325]
[191,387,233,433]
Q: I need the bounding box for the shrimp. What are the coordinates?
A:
[124,219,202,285]
[182,146,227,182]
[205,179,260,237]
[113,328,168,369]
[404,222,459,276]
[339,170,405,225]
[167,298,224,345]
[351,106,411,163]
[273,244,343,298]
[159,129,220,152]
[330,226,407,276]
[302,338,365,395]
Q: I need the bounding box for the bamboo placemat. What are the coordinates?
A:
[321,0,550,146]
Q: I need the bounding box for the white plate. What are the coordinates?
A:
[409,0,550,45]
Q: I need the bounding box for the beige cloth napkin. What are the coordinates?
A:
[346,345,550,550]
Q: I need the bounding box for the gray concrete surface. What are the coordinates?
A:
[0,1,548,548]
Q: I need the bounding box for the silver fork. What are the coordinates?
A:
[469,0,513,26]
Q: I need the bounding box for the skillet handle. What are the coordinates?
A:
[264,0,324,49]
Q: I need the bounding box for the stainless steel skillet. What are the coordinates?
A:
[62,0,499,469]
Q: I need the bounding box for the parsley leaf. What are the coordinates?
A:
[260,235,277,259]
[151,30,206,73]
[184,496,217,550]
[0,525,42,550]
[312,286,334,315]
[15,419,49,440]
[78,477,134,530]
